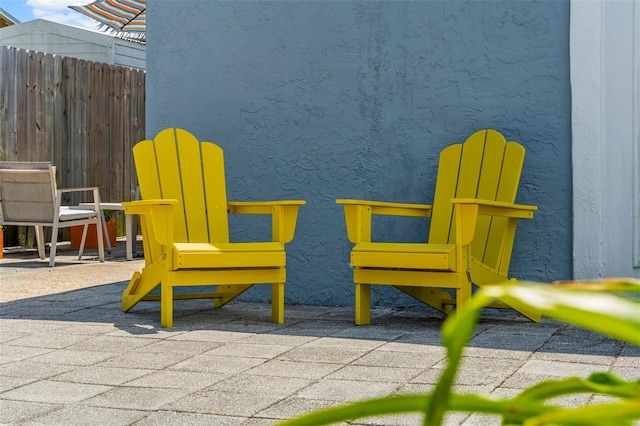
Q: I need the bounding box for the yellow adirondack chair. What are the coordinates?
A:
[121,128,305,328]
[336,129,540,324]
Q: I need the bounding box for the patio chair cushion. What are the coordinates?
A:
[59,207,99,221]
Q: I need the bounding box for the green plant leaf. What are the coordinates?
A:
[480,280,640,346]
[516,373,640,401]
[276,393,556,426]
[425,291,497,425]
[427,279,640,425]
[276,394,428,425]
[523,400,640,426]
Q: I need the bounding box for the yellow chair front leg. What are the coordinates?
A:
[355,282,371,325]
[271,283,285,324]
[455,271,473,310]
[160,278,173,328]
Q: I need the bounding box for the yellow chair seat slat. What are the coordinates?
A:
[122,128,305,328]
[337,129,540,325]
[173,243,285,269]
[352,243,455,270]
[352,251,455,271]
[173,242,284,252]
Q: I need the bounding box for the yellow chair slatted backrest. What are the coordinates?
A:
[133,128,230,249]
[428,129,524,275]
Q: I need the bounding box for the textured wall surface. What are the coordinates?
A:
[147,1,572,308]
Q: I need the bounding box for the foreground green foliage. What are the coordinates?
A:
[279,279,640,426]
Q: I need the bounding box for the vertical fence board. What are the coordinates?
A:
[99,62,110,201]
[43,53,55,161]
[52,54,65,183]
[15,49,27,161]
[86,60,95,188]
[74,58,88,205]
[0,46,16,160]
[0,46,145,247]
[34,52,46,160]
[62,56,74,203]
[113,67,126,205]
[25,50,36,161]
[93,61,105,189]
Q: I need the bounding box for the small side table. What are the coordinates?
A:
[79,202,135,260]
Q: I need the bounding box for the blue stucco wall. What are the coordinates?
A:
[146,1,572,309]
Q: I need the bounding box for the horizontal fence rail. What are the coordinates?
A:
[0,45,145,247]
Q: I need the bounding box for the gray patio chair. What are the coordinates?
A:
[0,161,105,266]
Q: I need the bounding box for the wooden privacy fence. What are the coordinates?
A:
[0,45,145,247]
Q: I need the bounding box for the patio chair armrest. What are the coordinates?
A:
[451,198,537,247]
[122,199,178,245]
[55,187,102,214]
[57,187,100,194]
[336,199,432,217]
[227,200,306,214]
[336,199,432,244]
[451,198,537,219]
[57,187,101,203]
[228,200,306,243]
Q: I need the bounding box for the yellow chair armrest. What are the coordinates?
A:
[228,200,306,244]
[121,199,178,213]
[336,199,432,244]
[228,200,306,214]
[451,198,537,247]
[451,198,537,219]
[122,199,177,245]
[336,199,432,218]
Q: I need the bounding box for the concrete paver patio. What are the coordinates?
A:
[1,240,638,425]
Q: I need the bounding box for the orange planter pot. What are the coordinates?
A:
[70,222,117,249]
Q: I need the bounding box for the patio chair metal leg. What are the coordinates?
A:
[35,226,45,260]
